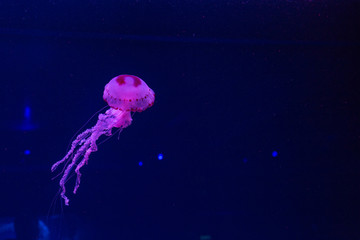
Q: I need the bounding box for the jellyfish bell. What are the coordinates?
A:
[103,75,155,128]
[103,74,155,112]
[51,74,155,205]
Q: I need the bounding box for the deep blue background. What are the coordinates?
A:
[0,1,359,239]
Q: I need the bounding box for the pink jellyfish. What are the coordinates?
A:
[51,74,155,205]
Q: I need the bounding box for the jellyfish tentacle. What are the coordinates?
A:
[73,127,111,194]
[57,110,124,204]
[53,108,134,205]
[51,128,93,172]
[59,138,92,205]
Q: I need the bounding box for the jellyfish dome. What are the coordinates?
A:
[51,74,155,205]
[103,74,155,112]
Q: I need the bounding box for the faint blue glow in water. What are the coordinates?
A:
[24,106,31,119]
[158,153,163,160]
[200,235,212,240]
[243,158,248,163]
[272,151,278,157]
[24,149,31,155]
[138,161,143,166]
[14,104,38,131]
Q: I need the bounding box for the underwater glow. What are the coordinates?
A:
[24,106,31,119]
[51,74,155,205]
[138,161,143,166]
[15,104,38,131]
[272,151,278,157]
[24,150,31,155]
[158,153,163,160]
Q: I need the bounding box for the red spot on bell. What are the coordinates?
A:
[115,75,126,85]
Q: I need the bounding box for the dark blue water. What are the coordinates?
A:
[0,1,359,239]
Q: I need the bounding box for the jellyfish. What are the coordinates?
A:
[51,74,155,205]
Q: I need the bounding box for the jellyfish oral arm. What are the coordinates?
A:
[51,108,132,205]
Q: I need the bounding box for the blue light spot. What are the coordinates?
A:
[243,158,248,163]
[24,150,31,155]
[158,153,163,160]
[272,151,278,157]
[138,161,143,166]
[24,106,31,119]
